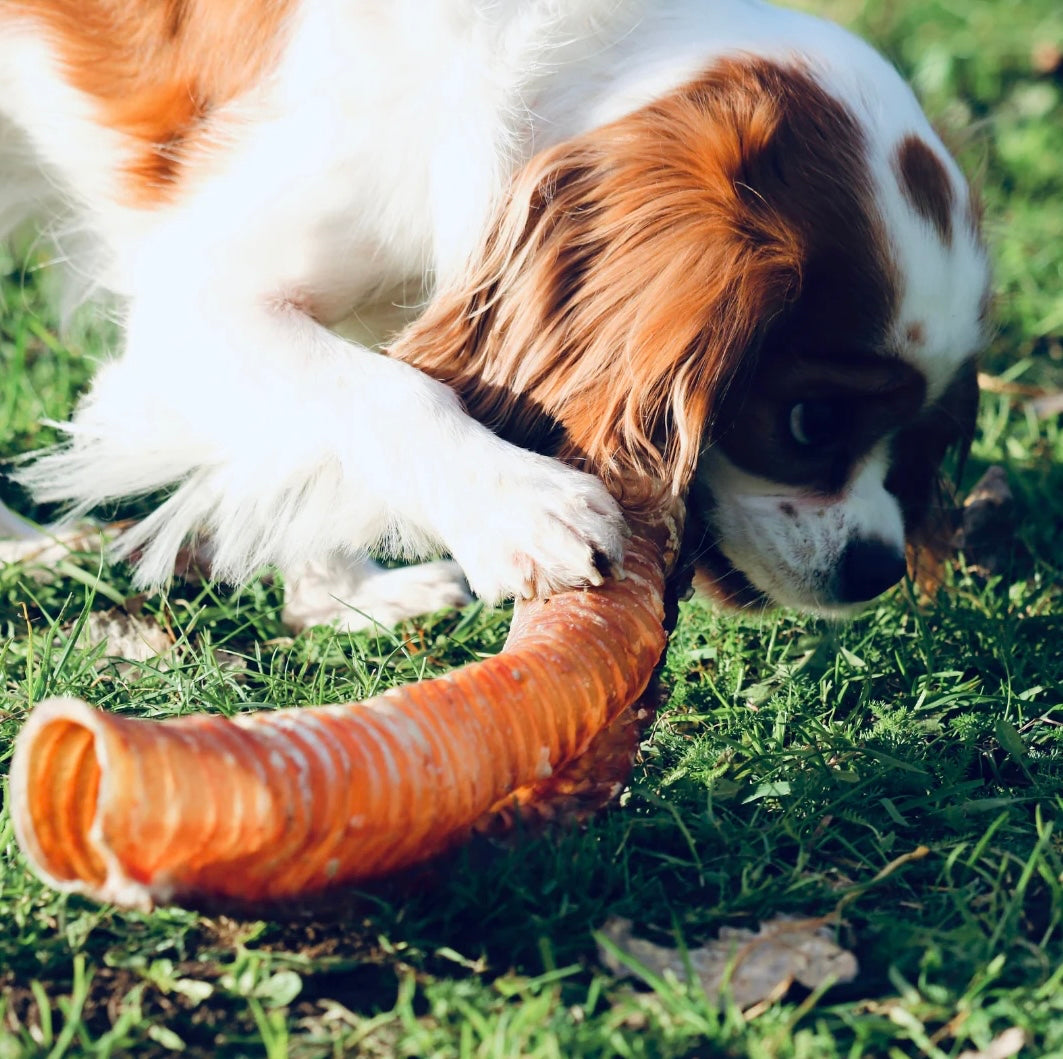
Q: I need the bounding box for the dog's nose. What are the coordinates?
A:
[836,539,907,603]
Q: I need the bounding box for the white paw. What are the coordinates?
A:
[443,452,627,604]
[282,555,471,632]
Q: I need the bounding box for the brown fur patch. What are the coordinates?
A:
[7,0,296,204]
[885,356,980,581]
[391,59,895,517]
[716,354,925,495]
[894,134,955,243]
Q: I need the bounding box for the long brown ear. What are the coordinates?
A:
[887,359,981,586]
[389,64,805,516]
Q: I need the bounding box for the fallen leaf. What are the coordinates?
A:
[957,1027,1026,1059]
[76,609,173,670]
[0,521,113,569]
[597,915,857,1009]
[953,465,1014,577]
[1031,41,1063,77]
[975,373,1044,397]
[1030,390,1063,419]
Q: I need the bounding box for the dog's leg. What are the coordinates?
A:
[281,554,472,633]
[17,295,625,608]
[0,495,469,629]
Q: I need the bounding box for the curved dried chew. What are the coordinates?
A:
[9,530,670,909]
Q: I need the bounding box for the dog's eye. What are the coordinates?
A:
[788,400,842,448]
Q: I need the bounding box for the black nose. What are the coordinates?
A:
[835,539,908,604]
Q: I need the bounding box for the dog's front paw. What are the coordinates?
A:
[445,453,627,604]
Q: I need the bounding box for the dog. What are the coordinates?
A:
[0,0,989,628]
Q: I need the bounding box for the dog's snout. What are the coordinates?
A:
[835,538,907,604]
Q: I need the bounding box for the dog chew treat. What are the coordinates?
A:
[9,526,674,910]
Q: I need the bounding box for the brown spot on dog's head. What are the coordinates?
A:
[894,134,955,243]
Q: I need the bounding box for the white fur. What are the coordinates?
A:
[282,555,471,633]
[0,0,988,620]
[699,446,905,615]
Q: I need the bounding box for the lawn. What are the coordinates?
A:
[2,0,1062,1055]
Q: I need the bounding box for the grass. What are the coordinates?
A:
[2,0,1062,1054]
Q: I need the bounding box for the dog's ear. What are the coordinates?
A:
[390,71,804,516]
[887,359,980,587]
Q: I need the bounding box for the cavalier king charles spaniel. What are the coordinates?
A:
[0,0,989,627]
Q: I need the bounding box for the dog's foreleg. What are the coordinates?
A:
[17,296,625,603]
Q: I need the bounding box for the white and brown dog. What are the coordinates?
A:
[0,0,989,627]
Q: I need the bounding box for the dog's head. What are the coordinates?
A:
[395,56,989,614]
